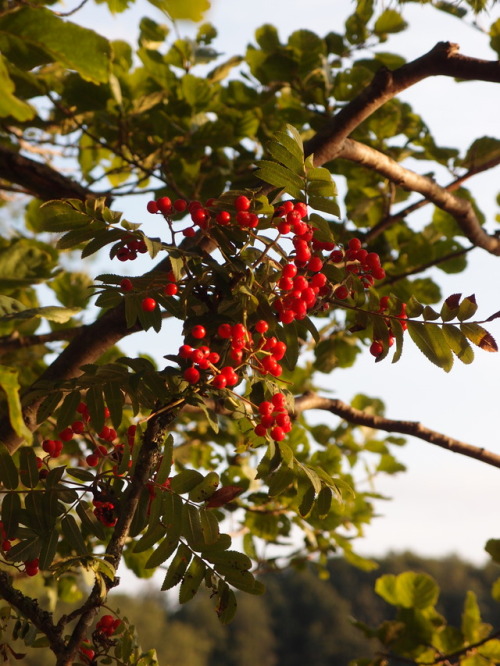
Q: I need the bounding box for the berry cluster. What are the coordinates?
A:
[115,235,148,262]
[96,614,122,636]
[254,393,292,441]
[370,297,408,357]
[92,500,117,528]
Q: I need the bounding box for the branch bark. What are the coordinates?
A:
[0,145,100,202]
[338,139,500,255]
[294,392,500,470]
[304,42,500,166]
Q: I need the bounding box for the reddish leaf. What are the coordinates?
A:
[445,293,461,309]
[478,332,498,352]
[206,486,243,508]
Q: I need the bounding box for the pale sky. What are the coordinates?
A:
[62,0,500,566]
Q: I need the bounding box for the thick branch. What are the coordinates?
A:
[339,138,500,255]
[0,145,99,202]
[304,42,500,166]
[294,392,500,469]
[0,571,64,654]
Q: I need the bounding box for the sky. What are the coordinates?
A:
[55,0,500,567]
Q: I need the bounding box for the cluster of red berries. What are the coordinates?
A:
[274,261,327,324]
[24,557,39,576]
[120,270,179,314]
[180,321,288,389]
[146,194,258,237]
[93,500,117,528]
[370,297,408,357]
[96,614,122,636]
[115,235,148,262]
[330,237,385,288]
[254,393,292,441]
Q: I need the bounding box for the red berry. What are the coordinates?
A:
[173,199,188,212]
[254,320,269,334]
[59,427,73,442]
[370,340,384,357]
[146,200,159,214]
[86,453,99,467]
[217,323,232,339]
[258,401,273,416]
[141,297,157,312]
[71,421,85,434]
[235,195,251,212]
[183,367,200,384]
[191,208,208,225]
[254,424,267,437]
[272,341,287,360]
[179,344,194,359]
[271,393,287,409]
[183,226,196,238]
[216,211,231,225]
[212,374,227,389]
[348,237,362,251]
[163,283,178,296]
[24,558,39,576]
[282,263,298,279]
[334,285,349,300]
[120,278,133,292]
[307,256,324,273]
[270,426,286,441]
[191,325,206,339]
[156,197,172,215]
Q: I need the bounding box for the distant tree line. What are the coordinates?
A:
[9,552,498,665]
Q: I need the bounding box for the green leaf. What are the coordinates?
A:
[0,54,35,120]
[375,572,439,609]
[316,486,333,519]
[217,584,237,624]
[374,9,408,35]
[19,448,39,489]
[0,443,19,489]
[254,160,304,200]
[61,515,89,556]
[0,366,32,442]
[38,530,59,570]
[6,536,41,563]
[179,555,205,604]
[1,492,20,538]
[160,542,192,590]
[86,385,105,433]
[406,321,454,371]
[457,294,478,321]
[189,471,220,502]
[76,502,106,541]
[299,485,315,517]
[442,325,474,364]
[170,469,204,494]
[155,435,174,485]
[148,0,210,21]
[144,536,178,568]
[0,7,111,83]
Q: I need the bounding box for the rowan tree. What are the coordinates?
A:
[0,0,499,664]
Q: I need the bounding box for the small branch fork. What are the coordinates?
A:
[294,392,500,470]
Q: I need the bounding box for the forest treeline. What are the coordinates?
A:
[10,551,500,665]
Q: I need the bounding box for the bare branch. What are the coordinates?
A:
[304,42,500,166]
[0,328,81,355]
[365,155,500,243]
[294,392,500,470]
[338,139,500,255]
[0,144,102,202]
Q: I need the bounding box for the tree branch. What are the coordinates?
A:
[0,571,65,654]
[0,144,100,202]
[338,139,500,255]
[365,155,500,243]
[294,392,500,469]
[0,328,81,355]
[304,42,500,166]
